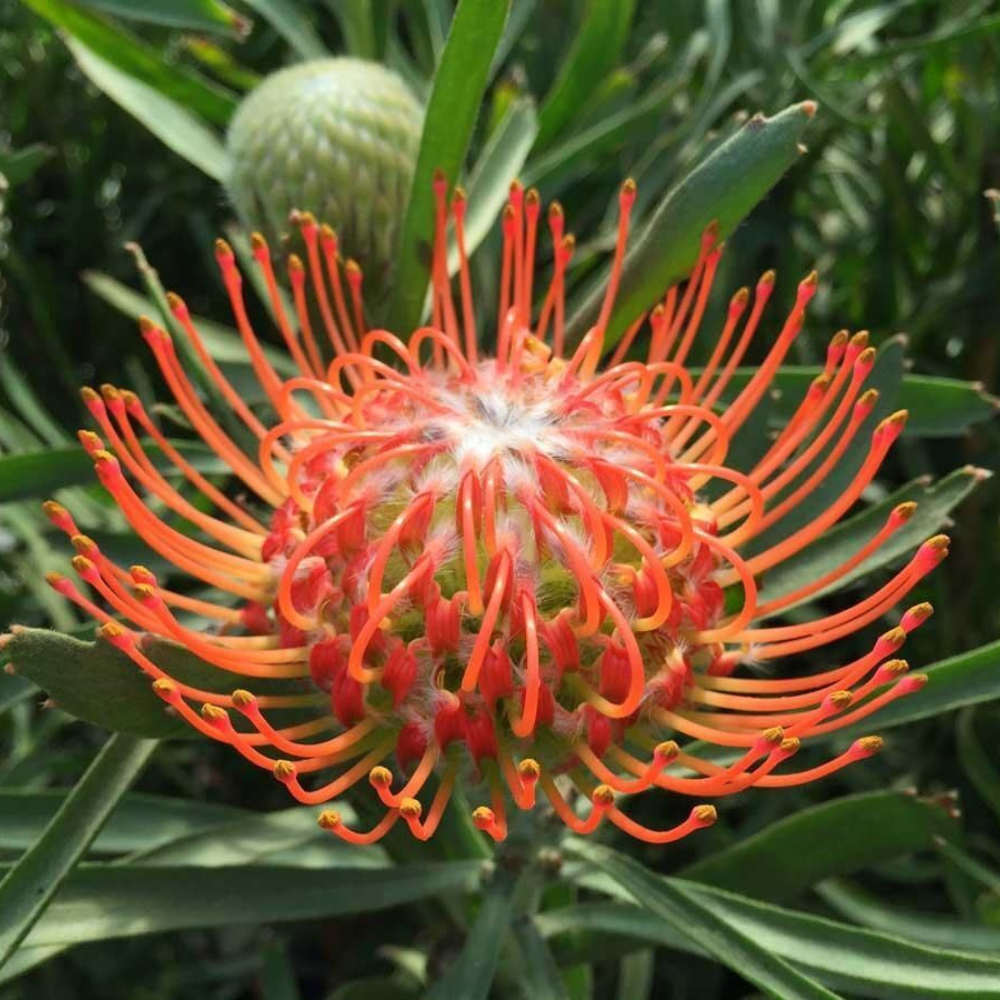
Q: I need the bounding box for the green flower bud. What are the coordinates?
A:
[226,58,422,294]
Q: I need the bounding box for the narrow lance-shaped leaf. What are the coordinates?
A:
[681,790,955,903]
[0,440,227,502]
[73,0,248,36]
[541,888,1000,999]
[760,466,985,612]
[717,367,999,438]
[22,0,237,124]
[238,0,327,59]
[565,840,839,1000]
[447,97,539,275]
[424,867,517,1000]
[565,101,816,345]
[387,0,511,337]
[63,38,229,181]
[9,861,483,951]
[535,0,637,148]
[0,732,157,969]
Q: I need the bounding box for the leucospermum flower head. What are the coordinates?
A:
[46,174,946,846]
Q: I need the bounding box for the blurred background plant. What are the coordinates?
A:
[1,1,999,998]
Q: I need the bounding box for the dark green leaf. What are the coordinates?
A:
[386,0,510,337]
[511,915,570,1000]
[22,0,236,125]
[956,707,1000,823]
[425,867,517,1000]
[0,733,157,968]
[838,639,1000,737]
[541,888,1000,998]
[565,841,838,1000]
[718,367,999,438]
[817,879,1000,955]
[535,0,636,148]
[239,0,326,58]
[683,791,955,903]
[0,441,227,502]
[73,0,247,36]
[565,102,815,345]
[0,144,53,187]
[760,467,984,612]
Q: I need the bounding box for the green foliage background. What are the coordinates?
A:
[1,2,999,998]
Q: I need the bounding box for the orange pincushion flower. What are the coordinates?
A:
[46,176,945,846]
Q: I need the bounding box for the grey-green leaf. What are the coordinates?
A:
[0,733,157,969]
[565,840,839,1000]
[682,790,955,903]
[65,37,229,180]
[564,102,816,345]
[425,867,516,1000]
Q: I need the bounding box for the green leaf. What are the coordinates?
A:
[0,359,71,447]
[511,915,571,1000]
[425,866,517,1000]
[817,878,1000,955]
[0,733,157,969]
[541,888,1000,998]
[0,441,227,502]
[9,861,481,951]
[326,0,379,60]
[386,0,511,337]
[239,0,328,59]
[447,97,538,274]
[330,980,418,1000]
[564,102,816,345]
[0,674,36,717]
[759,467,984,613]
[956,707,1000,823]
[0,144,53,188]
[535,0,637,148]
[0,791,246,856]
[838,639,1000,737]
[616,948,654,1000]
[128,805,382,868]
[64,37,229,180]
[73,0,247,36]
[565,841,838,1000]
[524,74,686,194]
[81,269,296,374]
[718,367,999,438]
[22,0,236,125]
[1,627,314,739]
[682,791,955,903]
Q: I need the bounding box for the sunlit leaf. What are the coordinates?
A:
[63,37,228,180]
[22,0,236,124]
[565,840,837,1000]
[387,0,510,336]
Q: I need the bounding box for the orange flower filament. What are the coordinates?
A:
[46,177,946,845]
